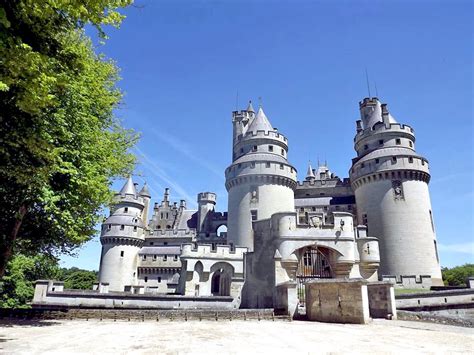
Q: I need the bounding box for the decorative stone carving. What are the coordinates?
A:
[392,180,404,200]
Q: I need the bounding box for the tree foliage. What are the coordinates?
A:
[62,267,98,290]
[0,0,137,276]
[442,264,474,286]
[0,254,61,308]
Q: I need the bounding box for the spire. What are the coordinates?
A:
[306,162,315,181]
[119,176,137,195]
[247,107,273,132]
[246,100,255,113]
[139,182,151,198]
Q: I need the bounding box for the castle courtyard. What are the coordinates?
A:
[1,319,472,354]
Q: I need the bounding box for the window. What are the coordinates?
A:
[323,206,328,211]
[266,162,270,168]
[429,210,435,232]
[158,277,162,283]
[300,207,304,212]
[251,210,258,221]
[153,255,157,260]
[252,145,257,152]
[144,276,148,283]
[422,160,425,165]
[335,205,340,211]
[124,207,128,213]
[360,163,365,168]
[409,157,413,163]
[251,162,255,168]
[392,157,397,164]
[362,213,368,226]
[164,242,168,246]
[268,145,273,152]
[133,226,137,232]
[280,164,284,170]
[364,144,368,150]
[396,138,401,145]
[166,213,169,219]
[281,149,285,155]
[312,207,316,211]
[150,242,154,246]
[107,224,111,231]
[120,225,125,230]
[163,255,168,261]
[379,139,384,145]
[240,148,244,153]
[173,255,178,261]
[160,213,164,219]
[375,158,379,164]
[409,141,413,148]
[120,251,124,257]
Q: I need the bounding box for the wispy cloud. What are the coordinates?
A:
[152,129,224,179]
[438,242,474,255]
[134,146,198,209]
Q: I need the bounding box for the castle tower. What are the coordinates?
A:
[98,176,146,291]
[225,103,297,250]
[139,182,151,228]
[197,192,216,236]
[349,97,442,286]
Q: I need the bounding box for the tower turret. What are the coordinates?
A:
[225,104,297,250]
[98,176,146,291]
[305,162,315,182]
[197,192,217,236]
[349,97,442,286]
[139,182,151,228]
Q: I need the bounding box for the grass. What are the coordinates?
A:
[394,288,431,295]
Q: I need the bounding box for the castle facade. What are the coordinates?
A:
[97,97,442,309]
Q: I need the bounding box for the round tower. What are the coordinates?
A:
[98,176,146,291]
[197,192,217,235]
[225,102,297,250]
[349,97,442,286]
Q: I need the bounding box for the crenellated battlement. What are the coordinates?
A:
[236,129,288,146]
[355,122,415,143]
[181,243,247,259]
[149,229,195,237]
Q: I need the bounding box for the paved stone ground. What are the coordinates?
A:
[1,318,473,354]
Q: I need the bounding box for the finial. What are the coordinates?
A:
[258,96,262,108]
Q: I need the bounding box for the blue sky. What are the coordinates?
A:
[60,0,473,270]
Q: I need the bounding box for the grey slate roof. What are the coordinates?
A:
[247,107,273,132]
[119,176,137,195]
[139,182,151,197]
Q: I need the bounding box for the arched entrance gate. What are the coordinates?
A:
[296,247,332,307]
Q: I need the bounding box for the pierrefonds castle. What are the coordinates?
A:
[95,96,442,307]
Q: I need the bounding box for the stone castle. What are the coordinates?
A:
[96,97,442,310]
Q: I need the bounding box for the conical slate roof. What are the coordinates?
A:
[306,162,315,180]
[139,182,151,197]
[247,107,273,132]
[119,176,137,195]
[246,100,255,113]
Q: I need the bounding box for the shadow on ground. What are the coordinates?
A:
[0,319,61,328]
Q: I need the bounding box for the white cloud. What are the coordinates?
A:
[134,146,198,208]
[152,129,224,179]
[438,242,474,255]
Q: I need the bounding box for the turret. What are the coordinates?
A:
[305,162,315,182]
[98,176,146,291]
[225,103,297,250]
[349,97,442,287]
[197,192,217,235]
[139,182,151,228]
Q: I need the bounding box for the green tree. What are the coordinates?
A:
[0,0,137,277]
[63,269,98,290]
[0,254,61,308]
[442,264,474,286]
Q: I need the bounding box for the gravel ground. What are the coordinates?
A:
[1,318,473,354]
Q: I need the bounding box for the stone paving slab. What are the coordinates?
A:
[1,318,473,354]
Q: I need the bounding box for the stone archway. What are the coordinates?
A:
[210,262,233,296]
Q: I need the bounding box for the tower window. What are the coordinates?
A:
[362,213,368,226]
[408,157,413,163]
[364,144,368,150]
[133,226,137,232]
[280,164,284,170]
[375,159,379,164]
[409,141,413,148]
[429,210,435,232]
[360,163,365,168]
[251,210,258,221]
[153,255,157,260]
[422,159,425,165]
[144,277,148,283]
[107,224,111,231]
[124,207,128,213]
[173,255,178,261]
[120,225,125,230]
[120,251,124,257]
[143,255,147,261]
[251,162,255,168]
[379,140,384,145]
[396,138,401,145]
[240,148,244,153]
[252,145,257,152]
[392,157,397,164]
[163,255,168,261]
[281,149,285,156]
[266,162,270,168]
[158,277,162,283]
[268,145,273,152]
